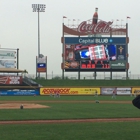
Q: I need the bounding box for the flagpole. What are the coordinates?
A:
[126,16,131,23]
[121,20,123,27]
[62,20,64,79]
[63,16,67,23]
[116,19,119,26]
[73,19,75,27]
[62,16,67,79]
[77,19,80,26]
[125,16,130,78]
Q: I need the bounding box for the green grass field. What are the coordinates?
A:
[34,79,140,87]
[1,122,140,140]
[0,95,140,140]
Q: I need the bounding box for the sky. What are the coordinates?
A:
[0,0,139,77]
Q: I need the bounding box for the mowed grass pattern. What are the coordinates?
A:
[0,122,140,140]
[0,91,140,139]
[0,96,139,121]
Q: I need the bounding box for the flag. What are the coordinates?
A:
[63,16,67,18]
[127,16,131,19]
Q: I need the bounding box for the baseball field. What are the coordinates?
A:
[0,80,140,140]
[0,95,140,140]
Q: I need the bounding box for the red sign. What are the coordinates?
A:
[0,76,22,84]
[37,68,46,72]
[77,21,113,34]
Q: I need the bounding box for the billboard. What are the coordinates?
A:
[101,88,116,95]
[116,88,131,95]
[0,60,16,68]
[64,37,126,45]
[40,87,100,95]
[109,60,126,69]
[36,57,47,72]
[37,63,46,72]
[62,9,129,76]
[0,90,39,96]
[132,88,140,95]
[63,41,127,71]
[0,76,22,84]
[101,87,131,95]
[0,51,16,59]
[0,50,17,68]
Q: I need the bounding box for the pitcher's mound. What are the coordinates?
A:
[0,103,49,109]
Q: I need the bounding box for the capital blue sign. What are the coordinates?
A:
[64,37,126,45]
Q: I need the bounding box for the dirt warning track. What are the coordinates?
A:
[0,118,140,124]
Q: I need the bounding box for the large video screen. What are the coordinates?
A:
[64,44,126,71]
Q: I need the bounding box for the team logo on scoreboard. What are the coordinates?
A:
[118,46,124,54]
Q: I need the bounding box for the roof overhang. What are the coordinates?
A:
[0,68,25,73]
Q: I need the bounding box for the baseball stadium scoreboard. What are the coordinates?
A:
[62,37,128,72]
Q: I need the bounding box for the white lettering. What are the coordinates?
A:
[79,38,95,44]
[78,21,113,34]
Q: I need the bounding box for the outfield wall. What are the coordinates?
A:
[0,89,39,96]
[0,87,140,96]
[40,87,140,95]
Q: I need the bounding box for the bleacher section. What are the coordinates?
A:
[0,68,41,90]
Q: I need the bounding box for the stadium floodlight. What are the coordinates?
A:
[32,4,46,57]
[32,4,46,12]
[32,4,46,78]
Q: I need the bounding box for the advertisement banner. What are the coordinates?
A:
[37,67,46,72]
[40,88,100,95]
[0,76,22,84]
[0,60,16,68]
[36,57,47,72]
[132,88,140,95]
[0,90,39,96]
[109,60,126,69]
[64,37,126,45]
[37,63,46,72]
[37,57,46,63]
[0,51,16,59]
[117,88,131,95]
[117,45,126,60]
[101,88,116,95]
[63,61,79,69]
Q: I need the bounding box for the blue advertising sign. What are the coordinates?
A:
[64,37,126,45]
[0,90,40,96]
[37,63,46,68]
[36,57,47,72]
